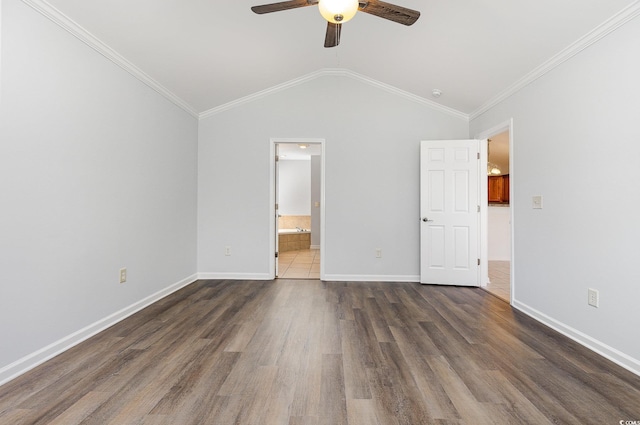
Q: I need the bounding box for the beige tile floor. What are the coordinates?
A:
[277,248,320,279]
[486,260,511,302]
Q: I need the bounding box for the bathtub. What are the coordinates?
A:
[278,229,311,252]
[278,228,310,234]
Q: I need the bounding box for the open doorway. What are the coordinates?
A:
[269,139,325,280]
[477,120,514,303]
[485,131,511,301]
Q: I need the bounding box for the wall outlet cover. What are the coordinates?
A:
[532,195,543,209]
[588,288,599,308]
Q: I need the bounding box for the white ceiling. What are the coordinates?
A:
[42,0,636,115]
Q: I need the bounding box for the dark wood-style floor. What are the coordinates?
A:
[2,280,639,424]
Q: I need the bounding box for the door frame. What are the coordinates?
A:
[475,119,515,304]
[269,138,326,280]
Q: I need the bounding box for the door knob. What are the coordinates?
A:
[422,217,433,222]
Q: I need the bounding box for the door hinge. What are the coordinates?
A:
[477,258,481,266]
[275,155,279,162]
[477,205,480,212]
[477,152,480,160]
[275,252,279,258]
[275,203,279,210]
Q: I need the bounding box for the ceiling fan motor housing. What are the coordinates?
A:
[318,0,359,24]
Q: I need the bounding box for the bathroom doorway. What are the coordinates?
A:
[269,139,325,280]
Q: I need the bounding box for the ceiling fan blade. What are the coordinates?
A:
[324,22,342,48]
[359,0,420,26]
[251,0,316,14]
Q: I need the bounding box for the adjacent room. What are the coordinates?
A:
[275,141,322,279]
[2,0,640,423]
[485,131,511,302]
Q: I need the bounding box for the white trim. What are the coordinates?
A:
[0,273,198,387]
[197,272,273,281]
[200,69,469,121]
[341,69,469,121]
[1,0,3,99]
[471,1,640,120]
[310,245,320,250]
[270,138,326,280]
[323,274,419,283]
[513,300,640,377]
[201,71,328,119]
[20,0,470,121]
[20,0,199,118]
[478,138,488,287]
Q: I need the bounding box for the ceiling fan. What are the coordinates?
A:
[251,0,420,48]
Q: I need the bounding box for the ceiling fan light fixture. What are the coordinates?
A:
[318,0,359,24]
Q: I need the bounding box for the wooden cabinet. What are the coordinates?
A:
[488,174,509,204]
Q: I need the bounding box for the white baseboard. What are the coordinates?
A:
[513,300,640,377]
[322,274,420,283]
[0,273,198,387]
[310,245,320,249]
[197,272,273,281]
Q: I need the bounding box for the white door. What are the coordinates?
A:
[420,140,481,286]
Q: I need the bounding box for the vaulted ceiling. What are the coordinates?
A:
[38,0,637,116]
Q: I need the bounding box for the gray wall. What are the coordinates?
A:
[0,0,198,380]
[197,74,468,280]
[471,15,640,372]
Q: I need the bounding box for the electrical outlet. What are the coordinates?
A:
[588,288,599,308]
[119,268,127,284]
[532,195,543,209]
[375,248,382,258]
[225,246,231,256]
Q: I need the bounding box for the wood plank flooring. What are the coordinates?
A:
[1,279,639,424]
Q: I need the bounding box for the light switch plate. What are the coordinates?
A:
[532,195,543,209]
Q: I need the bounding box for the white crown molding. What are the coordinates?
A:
[21,0,199,118]
[340,69,469,121]
[0,274,198,387]
[200,68,469,121]
[21,0,468,122]
[199,69,329,119]
[470,1,640,120]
